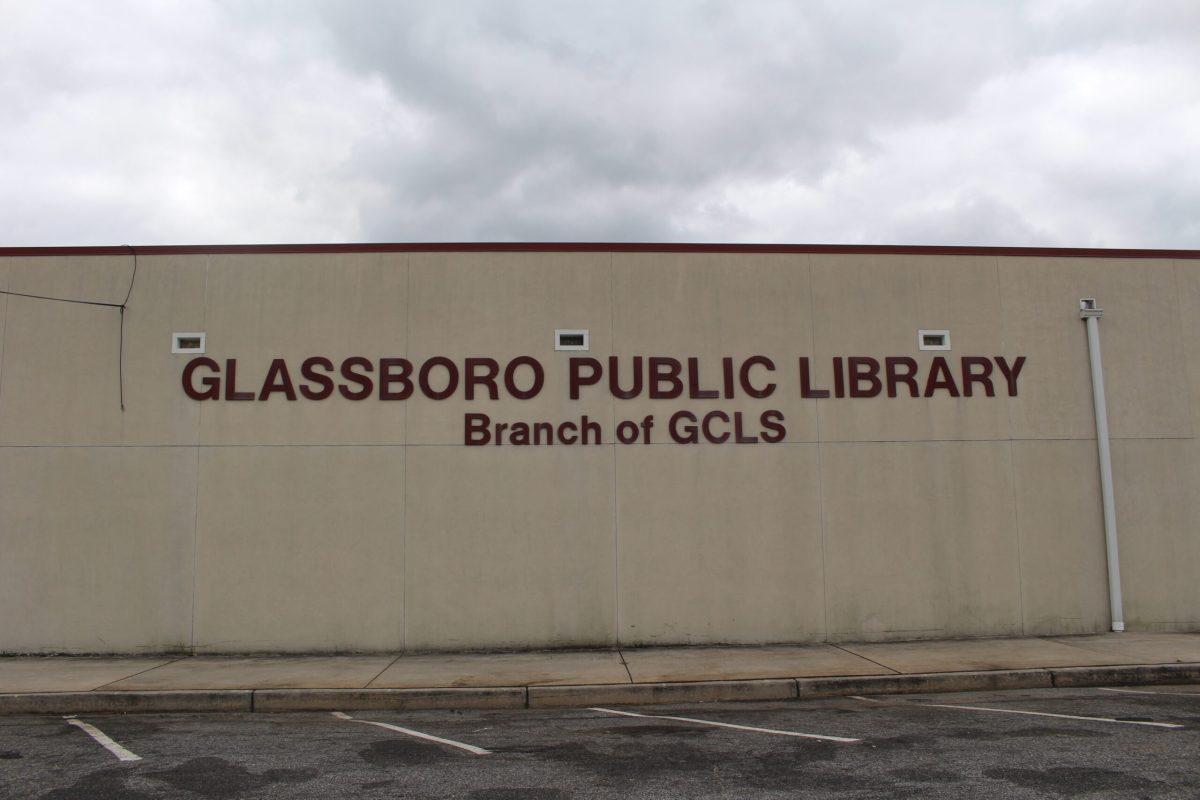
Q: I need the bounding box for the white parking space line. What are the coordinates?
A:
[1099,687,1200,698]
[590,707,861,743]
[64,717,141,762]
[912,702,1183,729]
[330,712,491,755]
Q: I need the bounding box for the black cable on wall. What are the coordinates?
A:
[0,245,139,411]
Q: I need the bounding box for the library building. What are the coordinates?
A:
[0,243,1197,654]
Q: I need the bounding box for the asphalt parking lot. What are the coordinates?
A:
[1,685,1198,799]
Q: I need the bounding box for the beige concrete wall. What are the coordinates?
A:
[0,248,1197,653]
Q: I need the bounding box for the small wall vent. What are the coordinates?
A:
[918,330,950,351]
[555,329,589,351]
[172,332,206,354]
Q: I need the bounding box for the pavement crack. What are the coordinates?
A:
[616,647,634,683]
[93,656,190,690]
[363,654,403,688]
[830,643,902,675]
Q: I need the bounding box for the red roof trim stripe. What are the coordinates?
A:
[0,242,1198,258]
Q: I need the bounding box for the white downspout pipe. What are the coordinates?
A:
[1079,298,1124,632]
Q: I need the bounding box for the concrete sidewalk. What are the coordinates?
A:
[3,632,1199,715]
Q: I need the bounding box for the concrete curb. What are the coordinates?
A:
[799,669,1053,698]
[528,679,797,708]
[1,663,1196,715]
[1049,663,1200,688]
[253,687,526,712]
[0,690,251,715]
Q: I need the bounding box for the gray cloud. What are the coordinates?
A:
[1,1,1197,246]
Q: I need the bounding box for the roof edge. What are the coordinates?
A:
[1,242,1198,259]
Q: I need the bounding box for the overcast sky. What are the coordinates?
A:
[2,1,1197,247]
